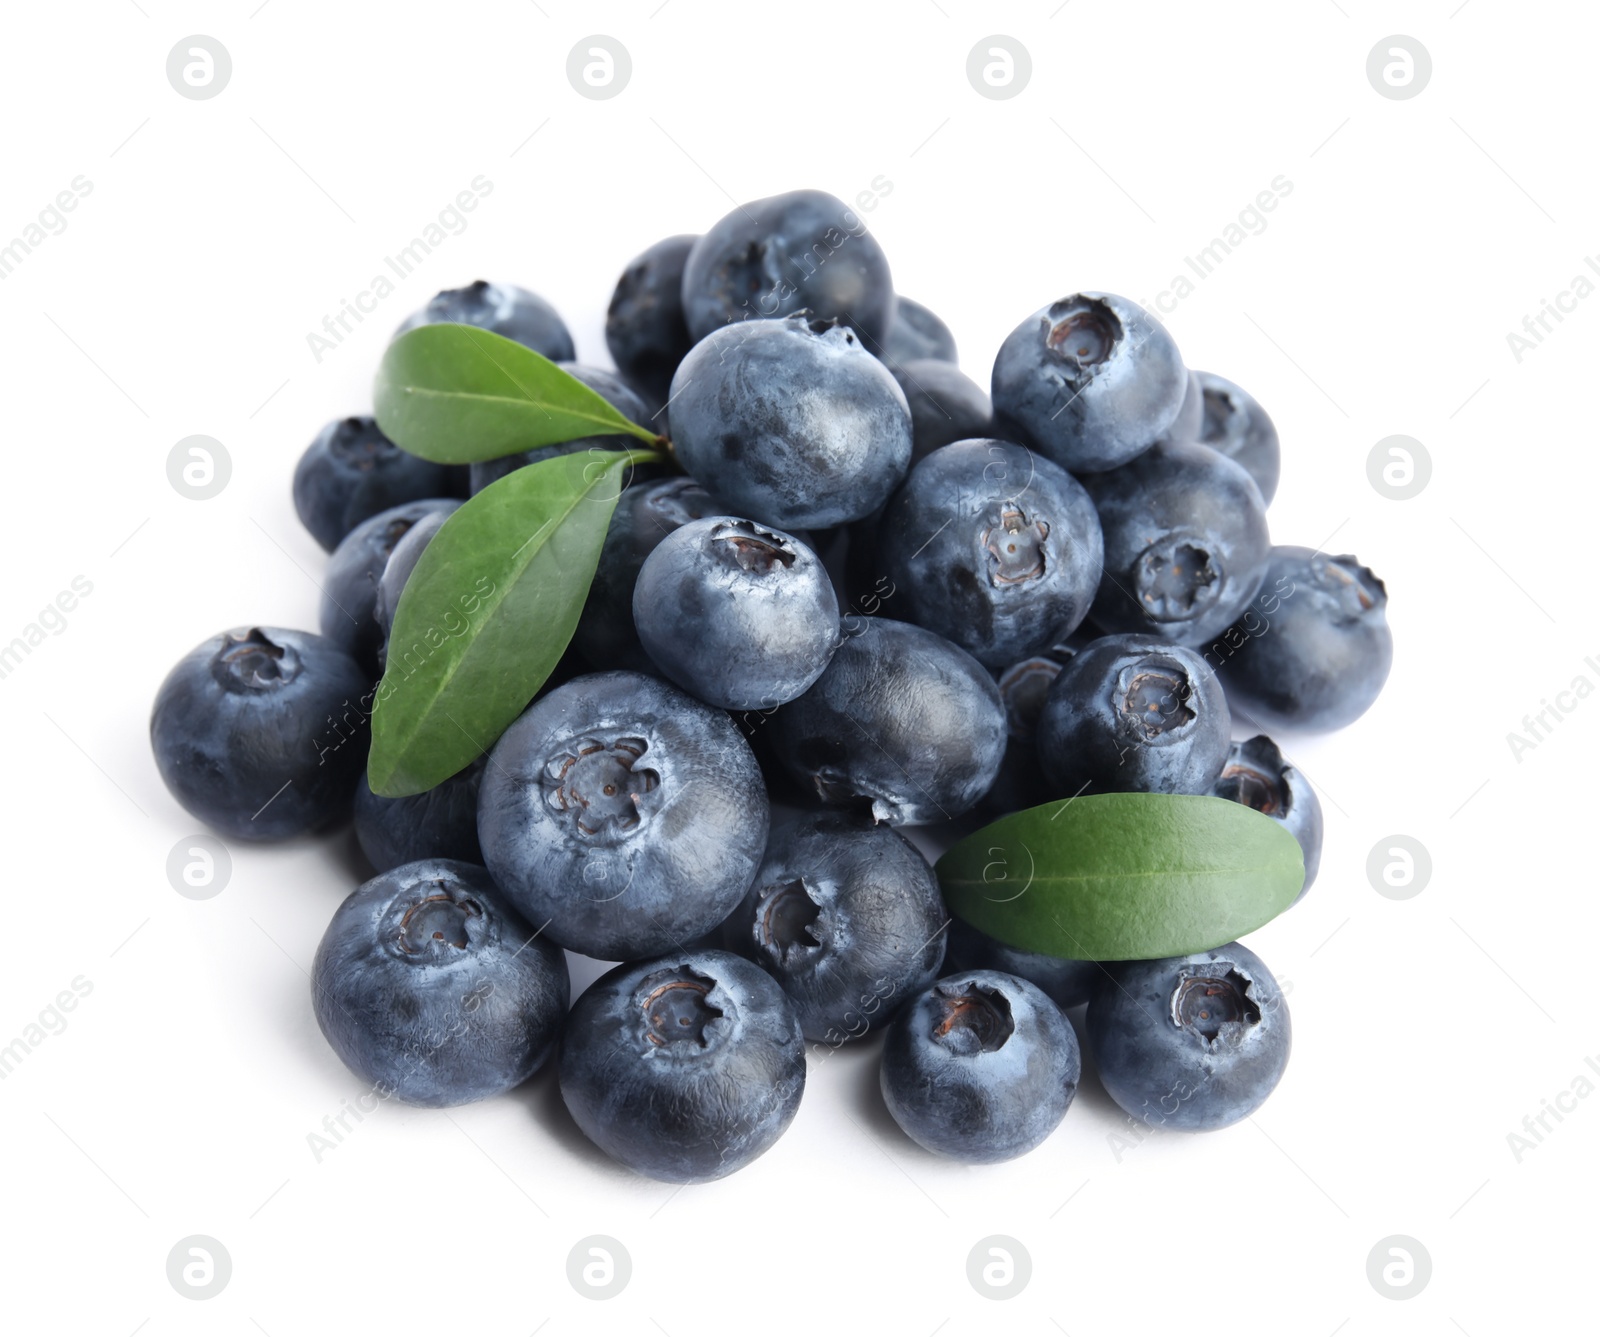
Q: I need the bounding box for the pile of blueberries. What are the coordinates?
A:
[150,188,1393,1183]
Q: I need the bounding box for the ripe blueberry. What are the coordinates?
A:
[992,292,1187,472]
[478,671,769,961]
[890,360,993,464]
[880,969,1081,1163]
[721,811,947,1043]
[1193,371,1280,505]
[354,757,484,873]
[879,438,1103,668]
[1035,634,1231,797]
[1086,941,1290,1132]
[606,233,698,413]
[681,188,894,344]
[1216,547,1391,732]
[634,517,840,711]
[372,505,451,670]
[1167,369,1204,445]
[321,499,459,676]
[573,477,718,672]
[393,279,574,360]
[1083,437,1271,646]
[770,618,1006,826]
[151,626,371,840]
[944,919,1099,1010]
[881,295,958,368]
[669,314,912,529]
[292,416,455,552]
[984,644,1073,816]
[312,859,568,1107]
[1213,736,1322,902]
[559,949,805,1182]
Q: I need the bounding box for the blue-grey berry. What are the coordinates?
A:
[992,292,1187,473]
[880,969,1081,1162]
[669,314,912,529]
[1087,941,1290,1132]
[634,517,840,711]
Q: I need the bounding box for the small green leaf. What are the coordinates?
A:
[936,794,1304,961]
[373,323,660,463]
[367,448,655,796]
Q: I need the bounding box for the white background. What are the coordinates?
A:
[0,2,1593,1332]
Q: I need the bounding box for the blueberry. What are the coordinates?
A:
[770,618,1006,825]
[321,499,459,676]
[478,671,769,961]
[354,757,484,873]
[1086,941,1290,1132]
[944,919,1099,1010]
[151,626,371,840]
[669,314,912,529]
[606,233,698,413]
[889,359,993,463]
[1193,371,1280,504]
[1215,547,1392,732]
[372,506,452,670]
[573,477,718,672]
[311,859,568,1107]
[721,811,947,1043]
[880,438,1103,668]
[559,949,805,1182]
[836,518,905,630]
[469,364,652,495]
[1082,438,1270,646]
[1213,736,1322,902]
[393,279,574,360]
[634,517,840,711]
[992,293,1187,473]
[881,296,958,367]
[292,416,455,552]
[1167,369,1204,445]
[681,189,894,344]
[984,646,1072,815]
[1035,634,1231,797]
[880,970,1081,1163]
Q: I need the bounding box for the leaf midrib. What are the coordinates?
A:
[394,382,637,435]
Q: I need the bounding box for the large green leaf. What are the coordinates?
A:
[936,793,1304,960]
[367,448,656,796]
[373,323,660,463]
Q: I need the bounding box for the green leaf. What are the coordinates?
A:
[373,323,660,464]
[936,793,1305,961]
[367,448,656,796]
